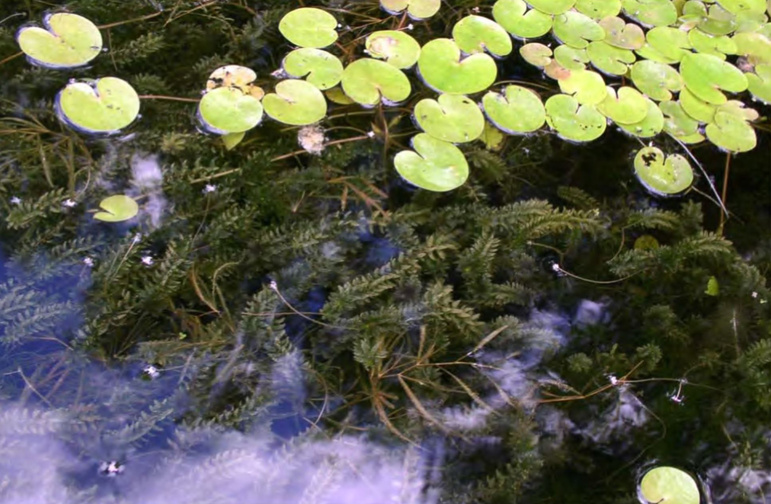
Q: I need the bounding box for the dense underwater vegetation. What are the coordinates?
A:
[0,0,769,503]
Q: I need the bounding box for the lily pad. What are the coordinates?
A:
[689,29,737,59]
[206,65,264,99]
[685,2,737,36]
[545,94,607,142]
[341,58,411,105]
[746,63,771,104]
[418,38,497,95]
[520,42,553,67]
[552,11,606,49]
[414,94,485,143]
[57,77,140,134]
[638,27,692,64]
[198,87,264,134]
[575,0,622,19]
[618,97,664,137]
[527,0,576,15]
[482,85,546,134]
[705,101,758,152]
[639,467,700,504]
[394,134,469,192]
[716,0,767,14]
[587,41,636,75]
[222,132,246,150]
[325,87,356,105]
[554,45,590,70]
[380,0,441,19]
[680,87,718,122]
[680,53,749,104]
[263,79,327,126]
[621,0,678,27]
[452,15,513,57]
[492,0,553,39]
[480,121,506,150]
[94,195,139,223]
[365,30,421,69]
[630,60,684,101]
[597,86,649,124]
[660,100,705,142]
[283,48,344,90]
[599,16,645,49]
[634,147,695,196]
[732,32,771,65]
[558,69,607,105]
[278,8,338,48]
[17,13,102,68]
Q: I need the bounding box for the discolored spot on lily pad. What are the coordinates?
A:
[394,134,469,192]
[414,94,485,143]
[746,63,771,104]
[575,0,622,19]
[660,100,705,143]
[483,85,546,134]
[705,101,758,152]
[365,30,421,69]
[418,38,497,95]
[680,53,748,105]
[283,48,344,90]
[520,42,553,67]
[599,16,645,49]
[552,11,606,49]
[17,13,102,68]
[597,86,649,124]
[680,87,718,123]
[634,147,694,196]
[554,45,589,70]
[492,0,553,39]
[341,58,411,106]
[527,0,576,15]
[617,97,664,137]
[630,60,683,101]
[263,79,327,126]
[278,8,338,48]
[206,65,264,99]
[621,0,678,27]
[558,69,607,105]
[545,94,607,142]
[639,466,700,504]
[587,41,636,75]
[688,29,737,59]
[58,77,140,134]
[452,15,512,57]
[380,0,441,20]
[198,87,264,134]
[94,195,139,223]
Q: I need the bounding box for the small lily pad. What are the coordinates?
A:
[552,11,606,49]
[732,32,771,66]
[637,26,692,63]
[634,147,694,196]
[394,134,469,192]
[263,79,327,125]
[365,30,421,69]
[705,101,758,152]
[716,0,766,14]
[545,94,607,142]
[17,13,102,68]
[58,77,140,134]
[544,60,573,80]
[660,100,705,143]
[527,0,576,15]
[680,53,749,105]
[746,63,771,104]
[278,8,338,48]
[341,58,411,105]
[639,467,700,504]
[418,38,497,95]
[283,48,344,90]
[599,16,645,49]
[575,0,622,19]
[325,87,356,105]
[680,87,718,123]
[492,0,553,39]
[689,29,737,59]
[222,132,246,150]
[520,43,553,67]
[587,41,636,75]
[380,0,441,19]
[558,69,607,105]
[414,94,485,143]
[634,234,660,249]
[554,45,590,70]
[452,15,512,57]
[617,97,664,137]
[630,60,683,101]
[483,85,546,134]
[597,86,649,123]
[206,65,264,99]
[621,0,678,27]
[94,195,139,223]
[198,87,264,134]
[690,3,737,36]
[480,121,506,150]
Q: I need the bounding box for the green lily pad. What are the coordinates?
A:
[482,85,546,134]
[705,101,758,152]
[575,0,622,19]
[394,134,469,192]
[380,0,441,19]
[94,195,139,223]
[544,60,573,80]
[689,29,737,59]
[687,2,738,35]
[527,0,576,15]
[554,45,590,70]
[520,42,553,67]
[587,41,636,75]
[599,16,645,49]
[278,8,338,48]
[453,15,512,57]
[716,0,767,14]
[206,65,264,99]
[639,467,700,504]
[198,87,264,134]
[365,30,421,69]
[558,69,607,105]
[414,94,485,143]
[552,11,606,49]
[747,63,771,103]
[545,94,607,142]
[680,53,749,104]
[263,79,327,125]
[17,13,102,68]
[222,131,245,150]
[618,97,664,137]
[630,60,684,101]
[480,121,506,150]
[341,58,411,105]
[417,38,497,95]
[58,77,140,134]
[732,32,771,65]
[621,0,678,27]
[680,86,718,122]
[325,86,356,105]
[492,0,553,39]
[597,86,649,123]
[283,48,344,90]
[660,100,705,143]
[638,27,692,64]
[634,147,695,196]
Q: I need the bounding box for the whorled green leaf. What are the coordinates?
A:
[341,58,411,105]
[575,0,622,19]
[630,60,683,101]
[617,97,664,137]
[17,13,102,68]
[58,77,140,134]
[680,87,718,122]
[452,15,512,57]
[558,69,607,105]
[599,16,645,49]
[394,134,469,192]
[639,467,700,504]
[545,94,607,142]
[746,63,771,104]
[552,11,606,49]
[634,147,694,196]
[492,0,553,39]
[199,87,264,134]
[705,101,758,152]
[263,79,327,125]
[527,0,576,15]
[278,8,338,48]
[660,100,705,143]
[554,45,589,70]
[597,86,649,124]
[688,29,737,59]
[621,0,678,27]
[414,94,485,143]
[637,27,692,63]
[482,85,546,134]
[93,195,139,223]
[365,30,421,69]
[680,53,749,104]
[520,42,553,67]
[283,48,344,90]
[587,41,636,75]
[380,0,441,20]
[417,38,497,95]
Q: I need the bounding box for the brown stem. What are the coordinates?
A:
[97,12,163,29]
[0,51,23,66]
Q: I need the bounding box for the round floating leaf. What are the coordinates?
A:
[634,234,660,249]
[527,0,576,15]
[660,100,705,143]
[680,87,718,122]
[58,77,140,134]
[639,467,700,504]
[380,0,441,19]
[716,0,766,14]
[747,63,771,104]
[325,86,355,105]
[545,94,607,142]
[341,58,411,105]
[452,15,512,57]
[630,60,683,101]
[414,94,485,143]
[222,132,245,150]
[365,30,421,69]
[492,0,553,39]
[558,69,607,105]
[394,134,469,192]
[278,8,338,48]
[480,121,506,150]
[705,102,758,152]
[263,79,327,125]
[597,86,649,124]
[17,13,102,68]
[680,53,749,105]
[206,65,264,99]
[599,16,645,49]
[621,0,678,27]
[94,195,139,223]
[552,11,606,49]
[544,60,572,80]
[418,38,497,95]
[283,48,343,90]
[587,41,636,75]
[634,147,694,196]
[638,27,692,63]
[520,42,553,67]
[618,97,664,137]
[732,32,771,65]
[198,87,263,134]
[554,45,590,70]
[575,0,622,19]
[483,85,546,134]
[689,29,737,59]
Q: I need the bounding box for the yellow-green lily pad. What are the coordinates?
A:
[552,11,606,49]
[418,38,497,95]
[621,0,678,27]
[680,87,718,122]
[746,63,771,103]
[558,69,607,105]
[634,147,694,196]
[452,15,512,57]
[618,97,664,137]
[482,85,546,134]
[206,65,264,99]
[414,94,485,143]
[554,45,590,70]
[365,30,421,69]
[527,0,576,15]
[705,101,758,152]
[520,42,553,67]
[716,0,767,14]
[283,48,344,90]
[575,0,622,19]
[394,134,469,192]
[597,86,649,123]
[685,2,737,35]
[222,131,245,150]
[660,100,705,143]
[480,121,506,150]
[492,0,553,39]
[545,94,607,142]
[639,467,700,504]
[599,16,645,49]
[688,29,737,59]
[680,53,749,105]
[17,13,102,69]
[638,27,692,64]
[341,58,411,105]
[94,195,139,223]
[325,86,356,105]
[380,0,441,20]
[198,87,264,134]
[587,41,636,75]
[732,32,771,65]
[58,77,140,134]
[263,79,327,125]
[278,8,338,48]
[630,60,684,101]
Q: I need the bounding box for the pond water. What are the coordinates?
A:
[1,1,770,503]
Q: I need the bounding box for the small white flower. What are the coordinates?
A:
[551,263,561,273]
[99,461,124,477]
[406,23,414,30]
[10,196,21,205]
[141,255,154,266]
[608,374,618,386]
[752,291,758,299]
[367,131,375,138]
[142,365,160,379]
[269,280,278,291]
[62,199,77,208]
[203,184,217,194]
[83,257,94,267]
[132,233,142,245]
